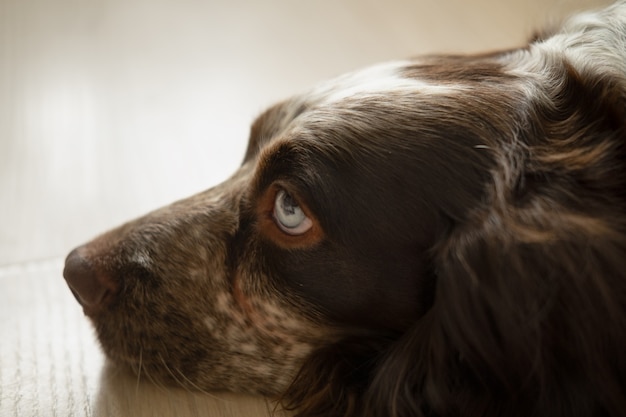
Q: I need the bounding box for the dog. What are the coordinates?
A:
[63,2,626,416]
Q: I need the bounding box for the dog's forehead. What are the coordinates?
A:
[247,60,469,154]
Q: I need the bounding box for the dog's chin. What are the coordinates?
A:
[96,333,289,396]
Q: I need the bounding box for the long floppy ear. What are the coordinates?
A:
[366,210,626,417]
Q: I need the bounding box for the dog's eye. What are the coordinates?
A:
[273,190,312,235]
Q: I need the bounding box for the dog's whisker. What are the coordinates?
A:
[134,348,143,396]
[154,352,225,401]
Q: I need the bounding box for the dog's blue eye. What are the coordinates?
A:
[273,190,313,235]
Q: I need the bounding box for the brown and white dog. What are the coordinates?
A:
[64,3,626,417]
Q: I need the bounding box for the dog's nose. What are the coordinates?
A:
[63,247,118,314]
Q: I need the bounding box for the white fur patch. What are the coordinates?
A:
[130,248,152,268]
[309,60,461,106]
[506,2,626,81]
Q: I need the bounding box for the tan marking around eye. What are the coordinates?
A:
[256,183,325,249]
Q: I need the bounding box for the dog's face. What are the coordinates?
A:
[63,58,507,393]
[64,29,626,415]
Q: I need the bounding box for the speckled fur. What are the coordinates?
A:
[77,168,337,395]
[66,3,626,416]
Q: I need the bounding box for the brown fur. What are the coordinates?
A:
[64,3,626,417]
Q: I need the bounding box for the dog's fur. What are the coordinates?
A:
[64,3,626,416]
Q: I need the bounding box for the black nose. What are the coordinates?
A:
[63,247,118,314]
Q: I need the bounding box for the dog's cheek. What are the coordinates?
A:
[209,254,337,392]
[261,241,429,332]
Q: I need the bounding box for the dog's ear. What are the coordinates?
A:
[366,213,626,417]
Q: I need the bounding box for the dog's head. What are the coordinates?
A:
[64,22,626,417]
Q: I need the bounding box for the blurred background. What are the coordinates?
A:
[0,0,610,416]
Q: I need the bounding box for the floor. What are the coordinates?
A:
[0,0,609,416]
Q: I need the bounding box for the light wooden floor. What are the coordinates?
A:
[0,0,609,416]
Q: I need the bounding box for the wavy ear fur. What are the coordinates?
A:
[368,218,626,417]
